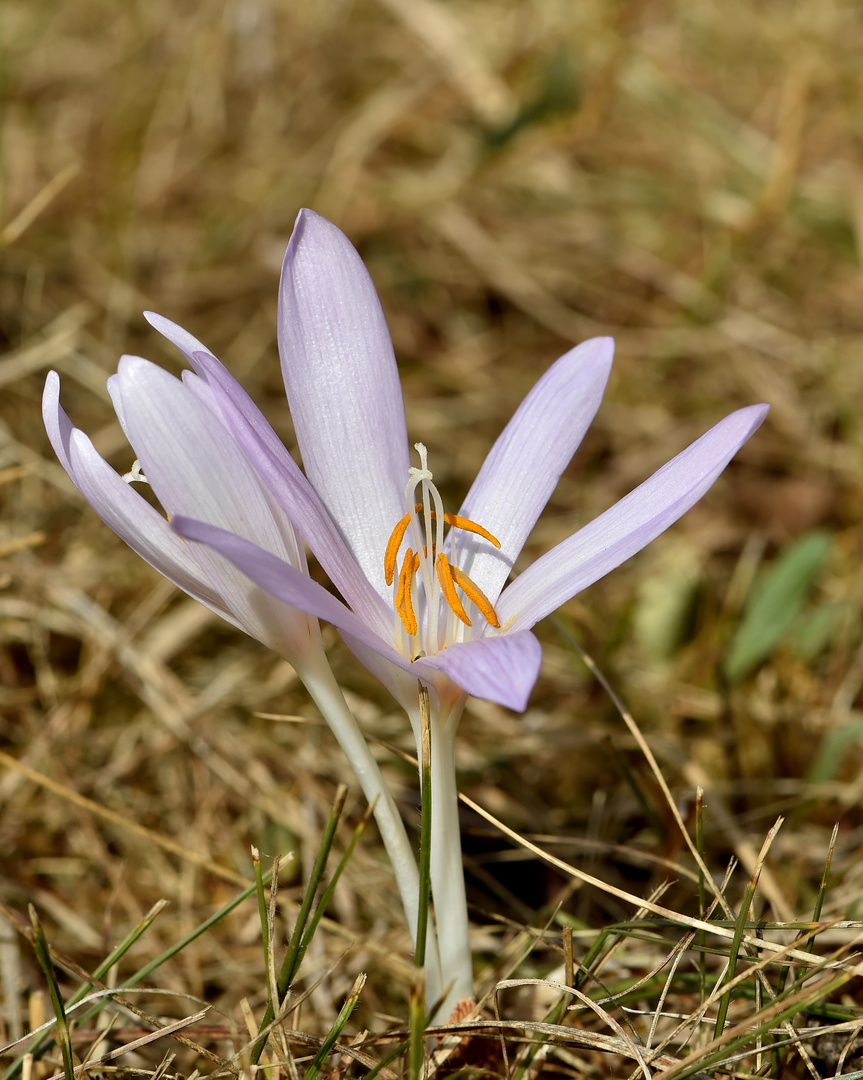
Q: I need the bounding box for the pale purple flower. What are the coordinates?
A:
[44,208,768,1014]
[165,211,767,1012]
[171,209,768,720]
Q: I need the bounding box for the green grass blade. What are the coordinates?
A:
[809,822,838,935]
[361,1038,410,1080]
[252,845,270,967]
[3,877,269,1080]
[712,883,757,1039]
[251,845,276,1035]
[279,783,348,996]
[28,906,75,1080]
[86,899,170,990]
[408,970,429,1080]
[712,818,783,1038]
[415,683,432,983]
[303,972,366,1080]
[408,684,433,1080]
[695,787,707,1011]
[297,798,375,968]
[251,784,348,1065]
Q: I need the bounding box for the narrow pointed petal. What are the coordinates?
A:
[172,516,418,678]
[143,311,216,373]
[189,349,393,642]
[278,209,410,596]
[497,404,769,630]
[420,631,543,711]
[43,370,77,477]
[43,372,236,621]
[457,337,614,604]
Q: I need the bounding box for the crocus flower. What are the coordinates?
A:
[163,210,768,1011]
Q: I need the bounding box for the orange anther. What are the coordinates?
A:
[395,547,418,636]
[387,505,499,588]
[436,553,472,627]
[449,564,501,628]
[384,511,412,586]
[442,512,500,549]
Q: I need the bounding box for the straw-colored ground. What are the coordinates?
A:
[3,0,863,1076]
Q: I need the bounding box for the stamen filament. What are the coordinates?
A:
[449,564,501,628]
[435,553,472,627]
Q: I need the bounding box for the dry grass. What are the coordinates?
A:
[3,0,863,1076]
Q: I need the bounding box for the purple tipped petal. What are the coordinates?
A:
[457,337,614,604]
[497,404,769,630]
[420,631,543,711]
[278,209,410,597]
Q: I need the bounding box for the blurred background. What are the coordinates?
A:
[2,0,863,1043]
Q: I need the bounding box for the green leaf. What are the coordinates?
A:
[808,712,863,783]
[634,563,702,661]
[789,602,846,662]
[723,530,832,685]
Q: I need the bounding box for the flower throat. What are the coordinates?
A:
[384,443,501,657]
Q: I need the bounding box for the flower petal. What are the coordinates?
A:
[143,310,216,373]
[419,631,543,711]
[172,515,417,677]
[457,337,614,604]
[497,404,769,630]
[278,209,410,596]
[113,355,303,567]
[188,348,393,642]
[339,631,436,721]
[42,371,236,622]
[112,356,341,652]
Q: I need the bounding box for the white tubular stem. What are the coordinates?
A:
[428,711,474,1018]
[297,650,443,1001]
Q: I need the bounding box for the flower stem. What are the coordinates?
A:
[415,684,433,973]
[296,649,443,998]
[428,701,473,1017]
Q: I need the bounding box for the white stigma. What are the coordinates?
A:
[406,441,433,492]
[122,459,149,485]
